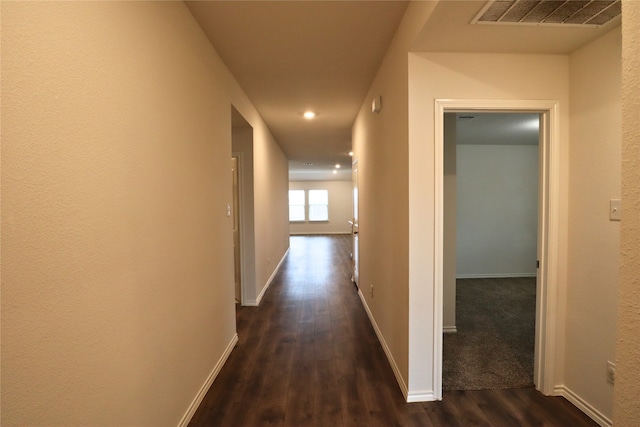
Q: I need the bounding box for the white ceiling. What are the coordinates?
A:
[186,1,621,181]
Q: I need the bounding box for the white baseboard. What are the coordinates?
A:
[255,247,290,306]
[357,289,409,400]
[456,273,537,279]
[554,385,612,427]
[289,232,351,235]
[178,333,238,427]
[443,326,457,333]
[407,390,439,403]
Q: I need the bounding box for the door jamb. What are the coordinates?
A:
[232,151,246,306]
[433,99,560,398]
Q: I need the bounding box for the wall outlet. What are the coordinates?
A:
[370,284,374,298]
[607,361,616,384]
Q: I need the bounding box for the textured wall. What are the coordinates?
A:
[614,1,640,425]
[1,2,288,425]
[566,26,621,421]
[564,27,621,419]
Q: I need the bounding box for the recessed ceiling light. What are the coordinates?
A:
[303,111,316,119]
[335,164,341,169]
[332,170,337,174]
[348,151,354,156]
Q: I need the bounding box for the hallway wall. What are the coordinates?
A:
[566,26,621,422]
[408,25,626,423]
[615,3,640,424]
[1,2,288,426]
[408,51,570,399]
[352,1,438,401]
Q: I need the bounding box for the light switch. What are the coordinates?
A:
[610,199,621,221]
[226,203,231,217]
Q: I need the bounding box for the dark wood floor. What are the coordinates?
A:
[189,235,599,427]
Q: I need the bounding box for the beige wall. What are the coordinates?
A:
[232,123,289,306]
[252,118,290,301]
[614,1,640,425]
[567,26,622,422]
[289,180,353,235]
[408,52,570,397]
[357,4,637,422]
[1,2,288,426]
[351,1,437,399]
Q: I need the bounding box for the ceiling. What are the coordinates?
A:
[412,0,621,53]
[186,1,409,181]
[186,1,621,181]
[452,113,540,146]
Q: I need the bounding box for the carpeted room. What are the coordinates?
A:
[443,113,539,391]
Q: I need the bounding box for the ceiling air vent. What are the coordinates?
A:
[473,0,621,27]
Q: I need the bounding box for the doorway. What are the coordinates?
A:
[443,112,540,390]
[231,106,257,306]
[434,99,561,398]
[352,158,359,287]
[232,156,241,303]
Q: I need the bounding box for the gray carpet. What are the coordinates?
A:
[443,277,536,391]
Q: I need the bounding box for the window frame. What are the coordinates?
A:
[307,189,329,222]
[288,189,306,222]
[288,188,329,222]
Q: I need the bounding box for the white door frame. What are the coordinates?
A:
[352,158,360,287]
[232,151,246,306]
[433,99,560,398]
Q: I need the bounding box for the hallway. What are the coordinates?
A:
[189,235,598,427]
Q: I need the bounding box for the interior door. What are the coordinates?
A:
[232,156,241,303]
[352,159,359,287]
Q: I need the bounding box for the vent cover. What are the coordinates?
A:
[474,0,621,27]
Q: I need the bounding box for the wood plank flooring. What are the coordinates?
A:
[189,235,599,427]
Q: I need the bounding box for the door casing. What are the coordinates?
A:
[433,99,560,399]
[352,158,360,287]
[232,151,246,305]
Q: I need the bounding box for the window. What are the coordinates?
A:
[308,190,328,221]
[289,190,306,221]
[288,189,329,222]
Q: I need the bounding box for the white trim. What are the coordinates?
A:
[555,385,612,427]
[456,273,537,279]
[407,390,438,403]
[178,333,238,427]
[357,289,409,400]
[535,103,561,395]
[289,232,351,236]
[433,104,445,400]
[253,247,290,306]
[232,151,247,306]
[443,326,457,333]
[434,99,561,398]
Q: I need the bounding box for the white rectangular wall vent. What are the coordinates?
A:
[473,0,621,27]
